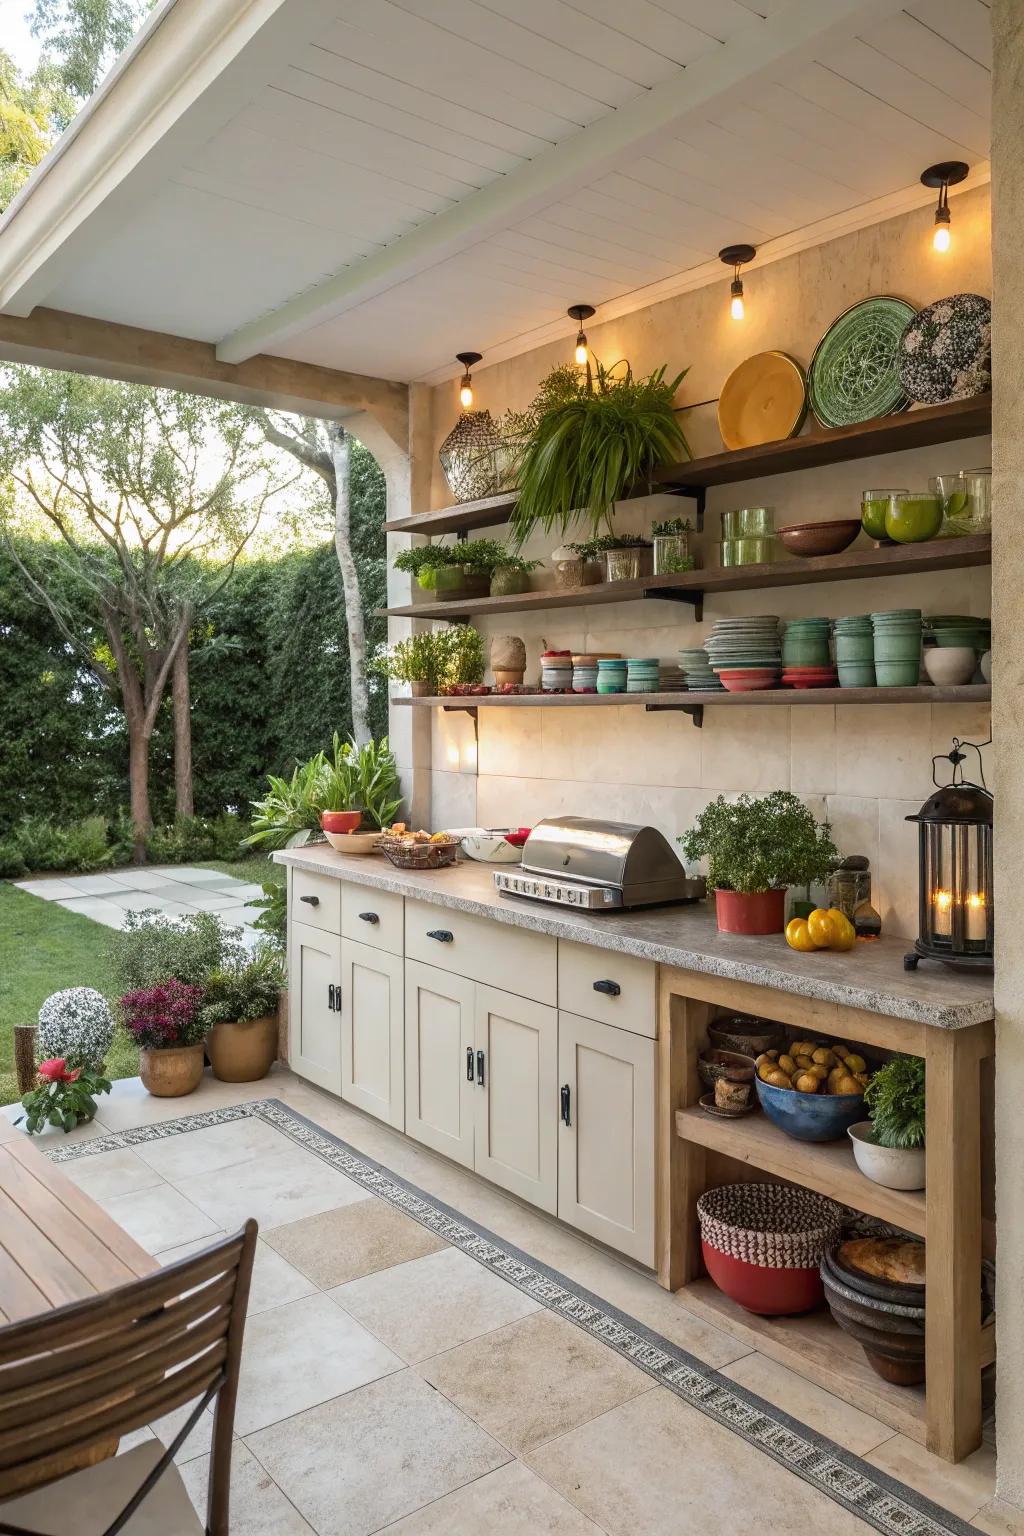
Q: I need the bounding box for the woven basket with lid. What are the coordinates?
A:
[698,1184,843,1270]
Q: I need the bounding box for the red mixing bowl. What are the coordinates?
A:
[701,1241,824,1316]
[321,810,362,834]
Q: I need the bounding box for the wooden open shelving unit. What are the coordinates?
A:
[384,393,992,537]
[657,971,995,1463]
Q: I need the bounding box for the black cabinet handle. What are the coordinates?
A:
[358,911,380,925]
[466,1047,475,1081]
[560,1084,571,1126]
[300,894,320,907]
[427,929,454,943]
[593,979,621,997]
[476,1049,485,1088]
[327,983,337,1011]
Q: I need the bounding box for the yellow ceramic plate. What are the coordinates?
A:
[718,352,807,451]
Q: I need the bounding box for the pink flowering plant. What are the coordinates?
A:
[119,981,206,1050]
[18,1058,112,1135]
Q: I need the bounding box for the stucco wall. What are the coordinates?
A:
[412,190,993,938]
[991,0,1024,1508]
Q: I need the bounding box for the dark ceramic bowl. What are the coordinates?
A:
[697,1049,757,1091]
[778,519,861,558]
[706,1017,785,1056]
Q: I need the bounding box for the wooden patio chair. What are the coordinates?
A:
[0,1221,257,1536]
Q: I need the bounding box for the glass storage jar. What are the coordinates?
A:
[653,530,692,575]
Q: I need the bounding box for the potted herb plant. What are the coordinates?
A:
[488,550,541,597]
[119,979,206,1096]
[652,517,696,575]
[372,633,445,696]
[590,532,653,582]
[850,1055,926,1190]
[439,624,487,694]
[200,944,285,1083]
[678,791,838,935]
[508,360,690,546]
[550,540,603,588]
[392,544,461,592]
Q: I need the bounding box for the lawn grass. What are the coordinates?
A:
[0,883,139,1108]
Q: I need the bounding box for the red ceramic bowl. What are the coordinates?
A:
[717,670,780,693]
[503,827,532,848]
[321,810,362,834]
[702,1241,824,1315]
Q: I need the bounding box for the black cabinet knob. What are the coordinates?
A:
[300,894,320,907]
[426,929,454,943]
[593,979,621,997]
[358,912,380,925]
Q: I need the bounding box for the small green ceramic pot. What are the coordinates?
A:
[490,567,531,597]
[837,663,876,688]
[835,633,874,662]
[873,632,921,662]
[875,659,921,687]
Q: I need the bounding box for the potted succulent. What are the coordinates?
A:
[678,791,838,935]
[850,1055,926,1190]
[507,359,690,546]
[119,979,207,1096]
[200,944,286,1083]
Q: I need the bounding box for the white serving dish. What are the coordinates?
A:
[923,646,977,687]
[848,1122,926,1190]
[460,830,524,865]
[323,829,382,855]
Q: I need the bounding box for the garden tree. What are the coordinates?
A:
[0,368,295,856]
[0,48,73,209]
[246,411,374,745]
[29,0,154,108]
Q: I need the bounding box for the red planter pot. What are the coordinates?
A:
[714,887,786,935]
[702,1242,824,1316]
[321,810,362,834]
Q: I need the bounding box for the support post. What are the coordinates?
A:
[656,983,711,1289]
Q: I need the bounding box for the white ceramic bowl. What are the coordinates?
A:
[848,1122,926,1190]
[460,831,523,865]
[923,646,977,687]
[981,649,992,683]
[323,829,382,855]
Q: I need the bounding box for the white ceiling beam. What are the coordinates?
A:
[0,0,332,317]
[215,0,905,365]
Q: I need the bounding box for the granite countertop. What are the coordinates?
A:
[274,846,994,1030]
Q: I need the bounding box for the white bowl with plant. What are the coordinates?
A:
[848,1054,925,1190]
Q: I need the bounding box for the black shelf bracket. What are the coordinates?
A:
[641,585,704,622]
[644,701,704,728]
[660,483,706,532]
[442,701,479,745]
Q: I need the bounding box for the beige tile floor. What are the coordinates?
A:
[4,1067,1005,1535]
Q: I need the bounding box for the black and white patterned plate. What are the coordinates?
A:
[897,293,991,404]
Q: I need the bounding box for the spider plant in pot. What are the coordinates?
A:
[678,791,838,934]
[850,1055,926,1190]
[507,359,690,547]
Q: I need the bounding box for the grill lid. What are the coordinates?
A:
[521,816,684,889]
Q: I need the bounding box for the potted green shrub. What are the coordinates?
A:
[488,550,541,597]
[245,736,402,848]
[200,944,285,1083]
[551,540,603,588]
[439,624,486,693]
[850,1055,926,1190]
[372,633,445,696]
[392,544,462,592]
[508,360,690,546]
[678,791,838,934]
[652,516,696,575]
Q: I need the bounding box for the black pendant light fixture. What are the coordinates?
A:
[455,351,482,409]
[719,245,756,320]
[568,304,595,365]
[920,162,969,252]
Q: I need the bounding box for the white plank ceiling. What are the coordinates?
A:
[20,0,991,382]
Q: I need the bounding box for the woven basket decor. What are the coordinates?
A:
[438,409,517,503]
[697,1184,843,1270]
[807,296,916,429]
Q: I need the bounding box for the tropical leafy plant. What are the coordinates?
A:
[199,944,285,1030]
[678,792,838,894]
[508,359,690,544]
[245,756,329,849]
[245,735,402,846]
[247,871,287,946]
[344,735,403,830]
[864,1055,926,1148]
[18,1060,112,1135]
[119,980,207,1050]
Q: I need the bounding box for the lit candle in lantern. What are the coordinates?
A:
[966,892,987,942]
[932,889,953,937]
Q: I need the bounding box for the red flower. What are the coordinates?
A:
[38,1059,80,1083]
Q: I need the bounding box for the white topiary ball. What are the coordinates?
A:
[37,987,114,1070]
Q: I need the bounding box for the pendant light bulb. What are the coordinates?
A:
[454,351,482,412]
[719,245,756,323]
[567,304,595,368]
[921,162,968,256]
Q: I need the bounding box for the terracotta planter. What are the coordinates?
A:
[410,679,432,697]
[714,888,786,935]
[139,1043,204,1097]
[208,1015,278,1083]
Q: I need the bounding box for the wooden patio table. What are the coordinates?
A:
[0,1122,158,1490]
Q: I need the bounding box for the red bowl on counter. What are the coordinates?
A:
[503,827,532,848]
[321,810,362,834]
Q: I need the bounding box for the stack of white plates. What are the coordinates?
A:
[677,647,724,692]
[704,616,782,682]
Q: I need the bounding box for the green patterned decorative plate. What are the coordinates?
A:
[807,297,917,429]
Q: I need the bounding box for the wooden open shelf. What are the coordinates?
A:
[675,1106,926,1236]
[393,685,991,713]
[379,533,991,621]
[384,394,992,536]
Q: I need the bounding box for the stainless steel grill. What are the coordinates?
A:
[493,816,705,910]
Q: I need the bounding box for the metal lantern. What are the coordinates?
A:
[904,738,993,972]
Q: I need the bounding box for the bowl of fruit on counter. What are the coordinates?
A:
[755,1038,871,1142]
[377,825,461,870]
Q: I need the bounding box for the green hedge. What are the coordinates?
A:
[1,452,388,837]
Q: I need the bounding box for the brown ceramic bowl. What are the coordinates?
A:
[697,1049,757,1091]
[777,519,861,558]
[706,1017,785,1057]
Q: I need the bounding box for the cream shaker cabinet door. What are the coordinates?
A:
[474,985,558,1215]
[341,939,404,1130]
[557,1011,655,1266]
[404,960,476,1169]
[288,920,342,1094]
